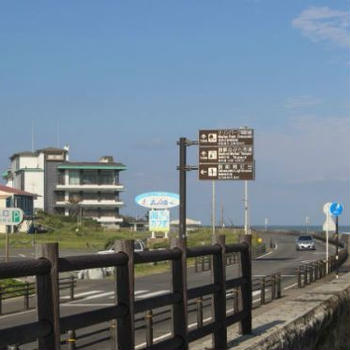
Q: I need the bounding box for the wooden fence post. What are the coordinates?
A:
[0,286,2,315]
[115,240,135,350]
[271,275,276,300]
[211,234,227,349]
[260,277,266,304]
[239,235,252,334]
[110,320,117,350]
[171,238,188,350]
[24,282,30,310]
[36,243,60,350]
[145,310,153,347]
[196,297,203,328]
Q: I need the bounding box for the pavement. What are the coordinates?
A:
[0,232,336,349]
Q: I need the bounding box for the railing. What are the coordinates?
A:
[297,249,348,288]
[0,276,76,315]
[61,271,283,350]
[0,235,252,350]
[194,243,266,273]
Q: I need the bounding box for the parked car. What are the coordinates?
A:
[27,224,49,234]
[296,235,316,251]
[97,239,146,254]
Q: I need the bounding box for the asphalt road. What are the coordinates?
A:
[0,232,335,349]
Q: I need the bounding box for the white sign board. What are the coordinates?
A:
[149,210,170,232]
[0,208,24,226]
[135,192,179,209]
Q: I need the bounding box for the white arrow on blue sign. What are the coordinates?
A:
[329,202,343,217]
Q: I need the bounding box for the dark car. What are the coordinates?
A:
[27,224,49,234]
[296,235,316,251]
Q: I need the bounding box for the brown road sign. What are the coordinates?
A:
[198,128,255,180]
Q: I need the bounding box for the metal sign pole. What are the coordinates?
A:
[212,180,216,236]
[244,180,248,235]
[335,215,339,278]
[326,210,329,274]
[179,137,187,242]
[5,226,10,262]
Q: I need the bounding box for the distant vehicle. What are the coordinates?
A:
[27,224,49,234]
[97,239,146,254]
[296,235,316,251]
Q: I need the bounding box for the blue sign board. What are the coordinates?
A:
[329,202,343,217]
[149,210,170,232]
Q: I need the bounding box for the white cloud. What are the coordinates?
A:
[285,95,322,109]
[292,6,349,48]
[257,116,350,184]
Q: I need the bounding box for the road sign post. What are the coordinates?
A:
[198,128,255,236]
[329,202,343,278]
[0,208,24,262]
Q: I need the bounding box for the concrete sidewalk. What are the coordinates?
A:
[190,267,350,350]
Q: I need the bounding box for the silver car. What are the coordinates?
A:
[296,235,316,251]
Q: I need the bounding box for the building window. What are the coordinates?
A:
[69,192,82,202]
[55,208,65,215]
[100,170,114,185]
[82,170,97,185]
[58,170,65,185]
[56,191,65,202]
[83,192,98,200]
[69,170,80,185]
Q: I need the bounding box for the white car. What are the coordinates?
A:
[97,239,146,254]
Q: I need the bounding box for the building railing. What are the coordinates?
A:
[0,235,252,350]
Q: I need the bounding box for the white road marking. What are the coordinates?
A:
[71,291,115,301]
[61,290,103,299]
[18,254,26,257]
[62,303,114,307]
[283,282,298,290]
[108,290,150,299]
[136,290,169,299]
[255,251,273,259]
[135,290,149,296]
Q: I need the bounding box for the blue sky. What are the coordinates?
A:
[0,1,349,226]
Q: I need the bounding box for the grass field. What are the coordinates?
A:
[0,212,255,250]
[0,213,261,277]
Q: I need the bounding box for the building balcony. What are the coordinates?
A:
[55,200,124,207]
[56,184,124,191]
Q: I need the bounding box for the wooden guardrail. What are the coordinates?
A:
[0,276,76,315]
[194,243,266,273]
[0,235,252,350]
[297,249,348,288]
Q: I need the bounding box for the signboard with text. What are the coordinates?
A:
[149,210,170,232]
[0,208,24,225]
[198,129,255,180]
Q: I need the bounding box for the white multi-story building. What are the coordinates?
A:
[2,148,126,228]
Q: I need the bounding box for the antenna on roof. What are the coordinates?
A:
[31,121,35,152]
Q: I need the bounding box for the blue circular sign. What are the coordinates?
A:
[329,202,343,216]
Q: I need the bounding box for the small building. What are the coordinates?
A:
[55,156,126,228]
[0,184,37,233]
[170,218,202,232]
